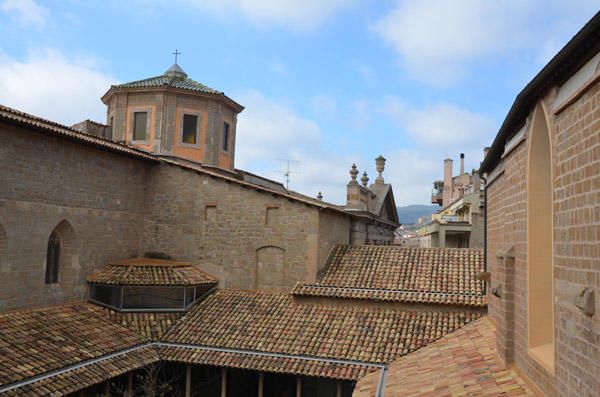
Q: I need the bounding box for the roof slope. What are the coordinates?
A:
[113,74,223,95]
[87,258,218,286]
[292,245,486,306]
[163,289,481,366]
[0,303,146,388]
[480,11,600,173]
[354,317,534,396]
[0,104,157,161]
[100,309,185,340]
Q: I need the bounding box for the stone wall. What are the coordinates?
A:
[0,120,361,308]
[0,125,148,310]
[141,164,351,291]
[316,210,351,279]
[487,80,600,396]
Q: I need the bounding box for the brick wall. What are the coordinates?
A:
[487,81,600,396]
[552,81,600,396]
[0,125,148,310]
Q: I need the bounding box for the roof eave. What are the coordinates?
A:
[480,10,600,174]
[101,86,245,113]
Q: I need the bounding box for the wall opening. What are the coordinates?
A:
[255,246,285,291]
[527,104,555,373]
[0,223,7,270]
[45,220,78,285]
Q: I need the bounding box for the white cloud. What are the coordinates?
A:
[384,96,495,148]
[0,50,115,125]
[1,0,48,26]
[235,90,366,203]
[385,149,439,205]
[179,0,357,31]
[310,94,337,116]
[372,0,599,86]
[350,99,369,130]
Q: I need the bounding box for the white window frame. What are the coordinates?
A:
[130,107,151,144]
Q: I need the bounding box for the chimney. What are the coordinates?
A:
[375,155,386,185]
[460,153,465,175]
[443,158,453,207]
[483,146,490,160]
[472,171,481,192]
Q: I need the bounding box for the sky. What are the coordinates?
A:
[0,0,598,205]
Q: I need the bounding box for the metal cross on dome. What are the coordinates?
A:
[172,49,181,64]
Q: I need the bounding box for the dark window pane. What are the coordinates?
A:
[182,114,198,144]
[90,285,122,308]
[133,112,147,141]
[185,286,195,306]
[45,231,60,284]
[122,286,185,310]
[222,122,229,151]
[302,377,338,397]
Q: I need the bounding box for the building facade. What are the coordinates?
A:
[420,154,484,248]
[0,64,398,311]
[479,13,600,396]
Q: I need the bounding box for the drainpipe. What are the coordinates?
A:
[481,174,488,295]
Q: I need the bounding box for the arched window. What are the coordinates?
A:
[527,103,554,373]
[45,230,61,284]
[44,220,77,286]
[255,246,286,291]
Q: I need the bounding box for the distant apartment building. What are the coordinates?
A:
[419,153,485,248]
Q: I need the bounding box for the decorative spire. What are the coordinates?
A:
[172,49,181,64]
[361,172,369,187]
[349,163,359,185]
[164,63,187,78]
[375,155,386,184]
[317,192,323,201]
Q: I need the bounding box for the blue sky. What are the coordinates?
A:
[0,1,598,204]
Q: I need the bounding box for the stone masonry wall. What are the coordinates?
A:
[487,80,600,396]
[316,210,351,279]
[141,164,351,291]
[0,125,148,310]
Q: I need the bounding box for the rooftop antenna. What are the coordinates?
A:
[277,159,300,190]
[172,49,181,64]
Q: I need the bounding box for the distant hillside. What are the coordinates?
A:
[397,204,438,224]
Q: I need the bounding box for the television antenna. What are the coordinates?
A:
[277,159,300,190]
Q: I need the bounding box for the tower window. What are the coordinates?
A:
[181,114,199,145]
[222,122,230,152]
[45,231,60,284]
[133,111,148,141]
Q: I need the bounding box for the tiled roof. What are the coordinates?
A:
[160,346,377,381]
[0,303,146,389]
[353,317,534,397]
[0,104,157,161]
[162,289,481,369]
[4,346,160,397]
[87,258,218,286]
[100,308,185,340]
[113,74,222,95]
[292,245,486,306]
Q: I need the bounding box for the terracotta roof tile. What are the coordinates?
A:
[162,289,481,368]
[0,104,157,161]
[292,245,486,306]
[0,303,146,388]
[353,317,534,397]
[87,258,218,286]
[4,347,160,397]
[99,309,185,340]
[160,346,377,381]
